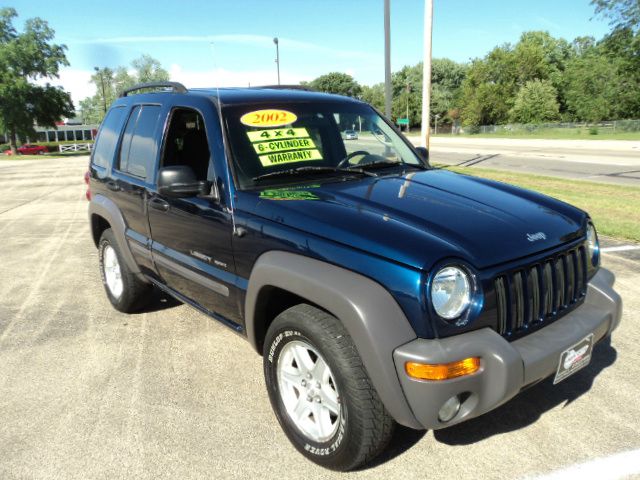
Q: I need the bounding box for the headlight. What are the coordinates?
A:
[586,223,599,265]
[430,266,472,320]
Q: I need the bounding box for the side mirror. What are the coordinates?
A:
[157,166,209,198]
[415,146,430,165]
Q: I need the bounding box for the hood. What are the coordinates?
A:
[237,169,587,271]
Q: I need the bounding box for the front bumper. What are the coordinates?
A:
[393,268,622,430]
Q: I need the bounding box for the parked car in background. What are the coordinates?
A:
[343,129,358,140]
[3,144,48,155]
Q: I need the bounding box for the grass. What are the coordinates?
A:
[435,127,640,141]
[442,165,640,243]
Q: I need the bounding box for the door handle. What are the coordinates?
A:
[149,197,170,212]
[106,180,120,192]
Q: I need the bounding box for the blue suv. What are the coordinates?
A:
[87,82,622,471]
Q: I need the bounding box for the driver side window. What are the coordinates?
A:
[162,108,211,181]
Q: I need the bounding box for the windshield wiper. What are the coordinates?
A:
[253,165,377,182]
[345,160,428,172]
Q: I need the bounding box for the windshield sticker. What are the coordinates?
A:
[246,127,309,142]
[259,189,320,201]
[259,149,323,167]
[253,137,317,154]
[240,109,298,127]
[247,127,323,166]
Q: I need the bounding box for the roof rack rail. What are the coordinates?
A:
[252,84,314,91]
[119,81,188,98]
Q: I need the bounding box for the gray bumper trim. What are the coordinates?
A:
[393,268,622,430]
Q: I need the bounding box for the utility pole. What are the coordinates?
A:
[273,37,281,85]
[421,0,433,148]
[406,83,410,132]
[384,0,392,120]
[94,67,107,114]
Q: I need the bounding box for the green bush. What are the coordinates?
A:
[589,127,599,135]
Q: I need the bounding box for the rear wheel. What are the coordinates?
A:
[263,304,395,471]
[98,228,152,313]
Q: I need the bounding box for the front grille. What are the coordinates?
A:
[495,246,588,338]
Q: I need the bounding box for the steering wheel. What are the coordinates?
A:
[372,128,392,147]
[337,150,370,169]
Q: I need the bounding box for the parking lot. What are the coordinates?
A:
[1,155,639,480]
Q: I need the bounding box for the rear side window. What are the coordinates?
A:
[92,106,126,167]
[118,105,161,179]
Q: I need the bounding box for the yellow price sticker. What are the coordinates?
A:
[259,149,323,167]
[246,128,310,143]
[240,109,297,127]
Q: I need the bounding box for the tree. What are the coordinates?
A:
[459,31,576,126]
[509,79,560,123]
[360,83,384,111]
[0,8,74,153]
[390,64,422,126]
[571,36,597,56]
[306,72,362,98]
[564,54,624,121]
[132,54,169,84]
[430,59,467,124]
[80,55,168,124]
[598,28,640,118]
[591,0,640,32]
[459,48,517,126]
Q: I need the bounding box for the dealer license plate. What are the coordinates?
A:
[553,334,594,385]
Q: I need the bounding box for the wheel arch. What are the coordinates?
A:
[88,194,145,279]
[245,250,421,429]
[90,213,111,247]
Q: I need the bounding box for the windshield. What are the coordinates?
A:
[223,101,423,189]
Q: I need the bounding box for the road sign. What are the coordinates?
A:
[397,118,409,125]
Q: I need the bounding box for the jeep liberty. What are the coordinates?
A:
[86,82,622,471]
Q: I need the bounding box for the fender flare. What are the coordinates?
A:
[245,251,422,429]
[88,194,145,279]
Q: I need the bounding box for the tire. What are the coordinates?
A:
[263,304,395,471]
[98,228,152,313]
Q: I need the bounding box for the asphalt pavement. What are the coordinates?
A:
[407,136,640,186]
[1,156,639,480]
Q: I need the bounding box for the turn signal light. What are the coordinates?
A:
[405,357,480,381]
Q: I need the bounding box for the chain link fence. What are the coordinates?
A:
[457,119,640,135]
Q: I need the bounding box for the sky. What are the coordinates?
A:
[11,0,613,106]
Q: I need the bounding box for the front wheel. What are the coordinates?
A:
[263,304,395,471]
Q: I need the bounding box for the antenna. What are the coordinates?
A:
[209,42,239,234]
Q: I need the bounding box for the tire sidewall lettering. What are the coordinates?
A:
[268,329,301,363]
[304,415,347,456]
[98,239,109,287]
[267,327,348,457]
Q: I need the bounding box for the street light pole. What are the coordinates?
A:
[406,83,410,132]
[384,0,392,120]
[94,66,107,114]
[273,37,280,85]
[421,0,433,148]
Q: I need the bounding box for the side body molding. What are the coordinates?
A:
[88,194,147,281]
[244,251,422,429]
